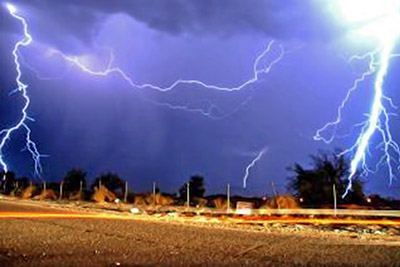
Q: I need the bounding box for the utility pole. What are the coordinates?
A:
[59,181,64,200]
[79,180,83,193]
[152,182,156,206]
[186,182,190,209]
[227,183,231,214]
[271,182,278,198]
[333,184,337,217]
[124,181,128,203]
[270,182,280,210]
[43,181,46,191]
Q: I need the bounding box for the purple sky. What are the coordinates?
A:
[1,0,399,197]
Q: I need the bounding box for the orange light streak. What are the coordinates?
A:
[1,212,399,226]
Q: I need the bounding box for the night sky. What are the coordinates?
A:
[0,0,399,197]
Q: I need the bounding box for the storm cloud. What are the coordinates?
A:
[3,0,343,48]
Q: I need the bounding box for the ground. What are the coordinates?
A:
[0,200,399,266]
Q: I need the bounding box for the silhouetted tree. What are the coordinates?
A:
[46,181,60,193]
[288,150,365,206]
[0,171,16,194]
[63,169,87,195]
[92,172,124,195]
[179,175,206,204]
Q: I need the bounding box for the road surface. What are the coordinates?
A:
[0,200,399,266]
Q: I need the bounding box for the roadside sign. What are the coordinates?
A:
[236,201,254,215]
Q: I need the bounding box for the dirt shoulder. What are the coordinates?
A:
[0,199,400,266]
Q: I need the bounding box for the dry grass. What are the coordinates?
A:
[33,189,58,201]
[69,191,83,201]
[213,197,233,210]
[194,197,208,207]
[134,193,175,207]
[263,195,299,209]
[21,186,36,199]
[92,186,117,203]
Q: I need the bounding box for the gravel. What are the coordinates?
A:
[0,200,399,266]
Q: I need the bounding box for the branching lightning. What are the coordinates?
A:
[0,3,43,178]
[3,3,286,185]
[50,38,282,185]
[47,40,281,186]
[5,1,399,196]
[315,1,400,197]
[47,41,285,119]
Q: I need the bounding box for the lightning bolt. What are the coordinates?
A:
[48,46,280,185]
[45,41,285,119]
[315,17,400,196]
[242,147,268,188]
[3,3,285,184]
[0,4,43,178]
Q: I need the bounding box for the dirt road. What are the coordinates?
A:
[0,200,399,266]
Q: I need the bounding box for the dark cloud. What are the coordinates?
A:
[3,0,343,49]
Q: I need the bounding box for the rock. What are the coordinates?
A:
[130,207,140,214]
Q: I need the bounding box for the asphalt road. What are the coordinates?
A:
[0,201,399,266]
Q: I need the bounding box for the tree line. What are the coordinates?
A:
[0,149,396,207]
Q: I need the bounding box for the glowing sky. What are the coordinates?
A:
[0,0,399,197]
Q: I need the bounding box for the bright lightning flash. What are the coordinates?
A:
[51,41,282,186]
[0,4,43,178]
[48,37,280,187]
[242,147,268,188]
[4,3,285,186]
[315,0,400,196]
[46,40,285,119]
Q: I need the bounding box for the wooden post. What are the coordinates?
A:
[186,182,190,209]
[59,181,64,200]
[333,184,337,217]
[271,182,280,210]
[152,182,156,206]
[2,175,6,192]
[227,183,231,214]
[124,181,128,203]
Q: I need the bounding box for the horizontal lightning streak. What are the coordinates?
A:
[47,41,284,118]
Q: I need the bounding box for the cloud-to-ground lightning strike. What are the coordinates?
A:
[242,147,268,188]
[0,3,43,178]
[315,1,400,197]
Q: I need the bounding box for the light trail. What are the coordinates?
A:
[228,216,400,226]
[1,211,399,226]
[0,3,43,178]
